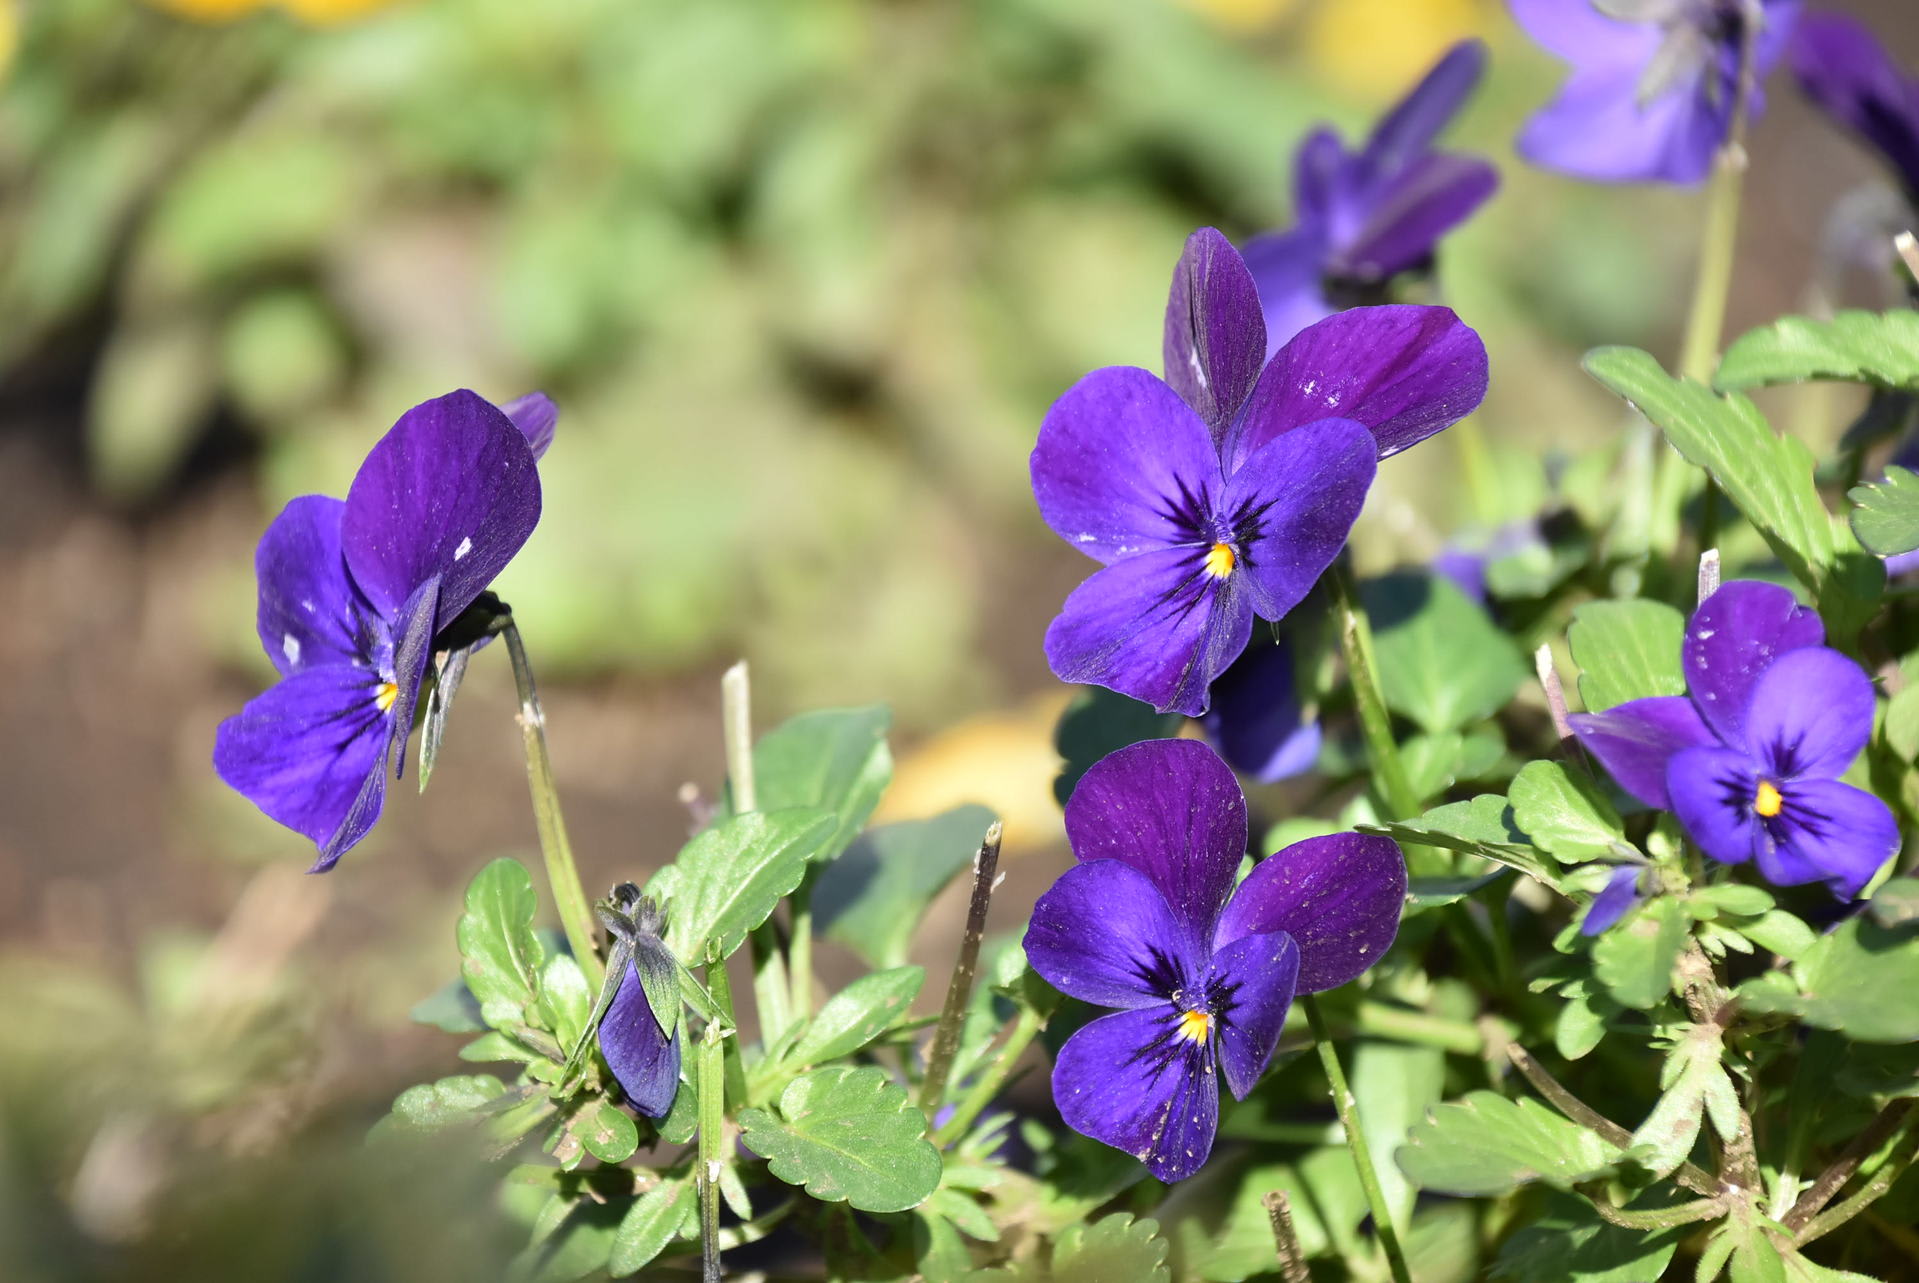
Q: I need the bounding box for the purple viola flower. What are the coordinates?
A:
[214,390,553,870]
[1034,230,1488,718]
[1511,0,1800,185]
[1569,580,1898,898]
[1244,40,1498,351]
[1024,739,1406,1181]
[1791,13,1919,203]
[595,887,682,1118]
[1581,864,1647,935]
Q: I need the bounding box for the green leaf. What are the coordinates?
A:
[1716,309,1919,392]
[458,859,547,1028]
[654,809,836,961]
[510,1195,625,1283]
[1732,910,1817,962]
[607,1179,696,1277]
[1510,760,1626,862]
[1690,885,1775,918]
[1848,465,1919,556]
[1361,570,1529,734]
[814,805,997,969]
[1869,877,1919,928]
[736,706,892,862]
[1397,1091,1625,1196]
[1491,1192,1683,1283]
[1593,896,1689,1009]
[1567,598,1686,712]
[1351,1036,1447,1224]
[1054,686,1181,806]
[377,1074,508,1136]
[966,1213,1172,1282]
[787,966,924,1067]
[1359,795,1560,889]
[410,978,485,1033]
[737,1065,942,1212]
[1632,1025,1736,1178]
[539,954,593,1051]
[568,1098,638,1165]
[1796,911,1919,1042]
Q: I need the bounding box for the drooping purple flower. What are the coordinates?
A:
[1024,739,1406,1181]
[1511,0,1801,185]
[1791,13,1919,203]
[595,887,682,1118]
[1034,230,1488,718]
[214,391,553,870]
[1569,580,1897,898]
[1244,40,1498,351]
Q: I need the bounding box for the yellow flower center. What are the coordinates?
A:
[375,682,399,713]
[1175,1008,1212,1044]
[1203,542,1236,578]
[1754,780,1783,819]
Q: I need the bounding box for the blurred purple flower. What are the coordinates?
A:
[214,391,553,870]
[1245,40,1498,351]
[1512,0,1800,185]
[1024,739,1404,1181]
[1034,230,1488,717]
[1581,864,1646,935]
[1569,580,1895,898]
[1199,638,1322,783]
[1791,13,1919,202]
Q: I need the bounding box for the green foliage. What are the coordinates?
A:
[652,809,836,961]
[1360,570,1529,734]
[1052,686,1181,805]
[606,1179,695,1278]
[1631,1025,1738,1179]
[1509,760,1627,862]
[730,706,893,863]
[377,1074,509,1136]
[1397,1092,1625,1196]
[458,859,549,1029]
[814,805,997,969]
[1592,897,1689,1010]
[1492,1194,1683,1283]
[966,1214,1172,1283]
[737,1065,942,1213]
[1567,598,1687,712]
[1361,794,1561,888]
[1847,466,1919,557]
[784,966,924,1068]
[1794,910,1919,1043]
[1715,310,1919,392]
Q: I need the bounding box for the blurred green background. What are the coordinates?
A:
[0,0,1914,1277]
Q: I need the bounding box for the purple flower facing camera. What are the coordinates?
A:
[1024,739,1405,1181]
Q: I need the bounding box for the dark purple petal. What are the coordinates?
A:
[1208,929,1300,1100]
[1051,1007,1219,1182]
[1226,306,1489,467]
[1222,418,1376,620]
[375,575,440,786]
[1761,778,1899,899]
[1292,128,1355,227]
[601,958,682,1117]
[1340,154,1500,280]
[342,389,543,634]
[1580,865,1643,937]
[1198,639,1322,784]
[1667,745,1760,867]
[1744,647,1876,781]
[1792,14,1919,202]
[213,663,391,857]
[1063,738,1248,941]
[254,495,363,676]
[1213,832,1406,994]
[1517,61,1728,186]
[499,391,559,461]
[1683,580,1825,745]
[1361,39,1488,176]
[1162,229,1267,438]
[1025,860,1201,1010]
[1568,695,1717,809]
[1031,367,1228,566]
[1241,226,1336,356]
[1044,547,1256,718]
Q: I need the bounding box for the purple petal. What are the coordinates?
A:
[1508,0,1663,65]
[1762,778,1899,899]
[1683,580,1825,746]
[1292,128,1356,227]
[254,495,364,676]
[1226,306,1489,467]
[1791,14,1919,199]
[1063,738,1248,942]
[1361,40,1488,176]
[1025,860,1201,1010]
[1241,226,1336,356]
[1744,647,1877,781]
[213,663,391,859]
[1213,832,1406,994]
[1051,1007,1219,1182]
[1580,865,1643,937]
[1031,367,1228,566]
[1044,547,1256,718]
[1517,62,1728,186]
[1667,745,1760,867]
[1198,639,1322,784]
[1222,418,1377,620]
[375,576,440,785]
[1208,929,1300,1100]
[1340,154,1500,280]
[499,391,559,461]
[1568,695,1717,809]
[1162,229,1267,438]
[601,958,682,1118]
[341,389,543,634]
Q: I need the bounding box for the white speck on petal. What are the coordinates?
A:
[454,536,473,561]
[282,634,301,665]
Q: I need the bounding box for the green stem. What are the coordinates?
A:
[933,1003,1043,1148]
[1351,1000,1485,1056]
[920,823,1003,1115]
[1302,994,1414,1283]
[696,1018,725,1283]
[722,661,795,1042]
[501,621,602,987]
[1676,143,1747,386]
[1331,566,1418,822]
[704,958,749,1108]
[789,880,815,1024]
[1793,1119,1919,1248]
[1584,1194,1727,1231]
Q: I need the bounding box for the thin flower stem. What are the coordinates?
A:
[1351,1000,1485,1056]
[932,1003,1044,1148]
[788,880,815,1023]
[704,956,748,1107]
[1793,1119,1919,1248]
[1262,1190,1312,1283]
[695,1017,725,1283]
[1507,1043,1718,1197]
[1301,994,1414,1283]
[1783,1099,1916,1231]
[920,823,1004,1115]
[1584,1193,1727,1231]
[1331,566,1419,821]
[721,661,796,1042]
[501,621,602,987]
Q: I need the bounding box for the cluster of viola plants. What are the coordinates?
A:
[211,3,1919,1280]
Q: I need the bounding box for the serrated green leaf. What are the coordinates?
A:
[1734,910,1817,962]
[1361,570,1529,734]
[459,859,547,1028]
[1593,896,1688,1009]
[738,1065,941,1212]
[654,809,835,961]
[1397,1091,1625,1195]
[1359,795,1559,888]
[1491,1192,1684,1283]
[539,954,592,1051]
[1716,309,1919,392]
[607,1179,696,1277]
[378,1074,507,1136]
[1631,1025,1734,1177]
[814,804,997,969]
[787,966,924,1067]
[1510,760,1626,862]
[1568,598,1687,712]
[1796,911,1919,1042]
[732,706,891,863]
[1848,465,1919,557]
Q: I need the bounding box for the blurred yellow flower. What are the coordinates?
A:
[143,0,401,25]
[1304,0,1498,97]
[1178,0,1304,35]
[0,1,15,82]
